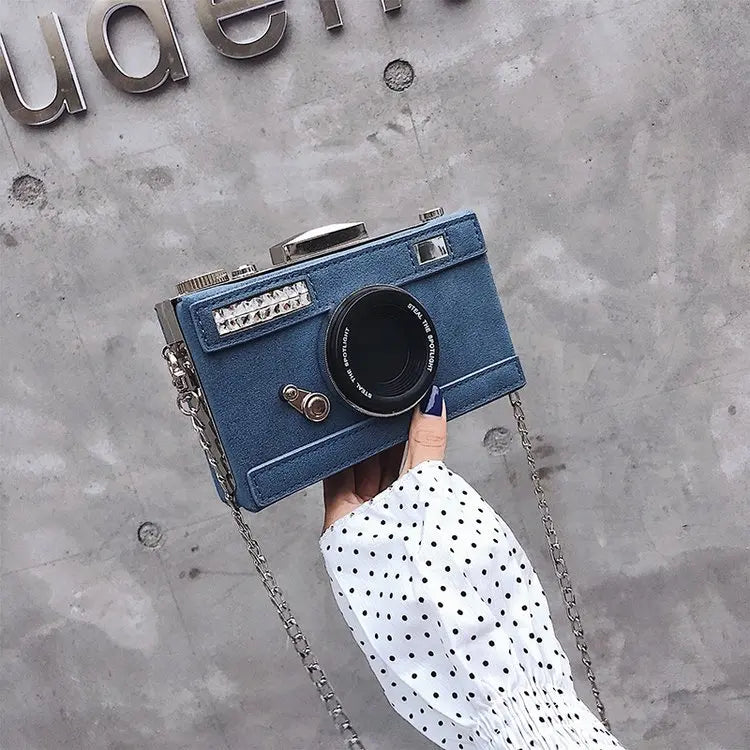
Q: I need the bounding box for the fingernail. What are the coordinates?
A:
[420,384,443,417]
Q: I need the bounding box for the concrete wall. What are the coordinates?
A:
[1,1,748,748]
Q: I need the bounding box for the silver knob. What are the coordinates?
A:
[281,384,331,422]
[419,207,445,223]
[270,222,368,266]
[230,264,258,281]
[176,269,230,295]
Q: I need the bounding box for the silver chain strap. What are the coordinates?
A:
[509,391,610,729]
[161,341,609,742]
[162,343,365,750]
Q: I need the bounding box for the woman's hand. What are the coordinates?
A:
[322,385,446,533]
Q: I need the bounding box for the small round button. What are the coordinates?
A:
[303,393,331,422]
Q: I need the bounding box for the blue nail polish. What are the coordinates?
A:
[420,385,443,416]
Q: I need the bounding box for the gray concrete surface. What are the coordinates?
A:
[1,1,748,748]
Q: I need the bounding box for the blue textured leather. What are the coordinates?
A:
[175,210,525,512]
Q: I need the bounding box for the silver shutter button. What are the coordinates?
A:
[230,264,258,280]
[419,207,445,223]
[281,385,331,422]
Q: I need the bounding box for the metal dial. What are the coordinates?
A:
[176,269,230,295]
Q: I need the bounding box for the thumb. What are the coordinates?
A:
[401,385,446,475]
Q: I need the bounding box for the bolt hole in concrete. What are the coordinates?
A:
[384,59,415,91]
[137,521,163,548]
[1,227,17,246]
[483,426,512,456]
[10,175,46,206]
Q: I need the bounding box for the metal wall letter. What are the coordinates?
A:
[87,0,188,93]
[319,1,343,30]
[318,1,401,30]
[0,14,86,126]
[196,0,287,59]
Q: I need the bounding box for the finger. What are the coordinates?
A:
[401,385,446,475]
[354,454,382,501]
[379,442,405,492]
[323,466,355,511]
[322,467,359,533]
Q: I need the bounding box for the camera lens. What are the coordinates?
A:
[325,286,439,417]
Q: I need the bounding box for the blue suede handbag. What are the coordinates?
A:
[158,208,524,512]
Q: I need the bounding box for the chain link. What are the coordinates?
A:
[509,391,610,730]
[162,343,365,750]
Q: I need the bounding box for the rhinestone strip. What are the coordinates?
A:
[214,281,311,336]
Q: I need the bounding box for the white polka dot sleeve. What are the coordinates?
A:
[320,460,626,750]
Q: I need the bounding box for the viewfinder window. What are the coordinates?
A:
[415,235,449,265]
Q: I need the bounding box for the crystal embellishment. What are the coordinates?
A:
[214,281,312,336]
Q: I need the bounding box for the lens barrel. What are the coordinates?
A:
[325,286,439,417]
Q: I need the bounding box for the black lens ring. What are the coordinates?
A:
[325,286,439,417]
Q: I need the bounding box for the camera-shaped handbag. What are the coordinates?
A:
[155,208,610,748]
[156,209,525,512]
